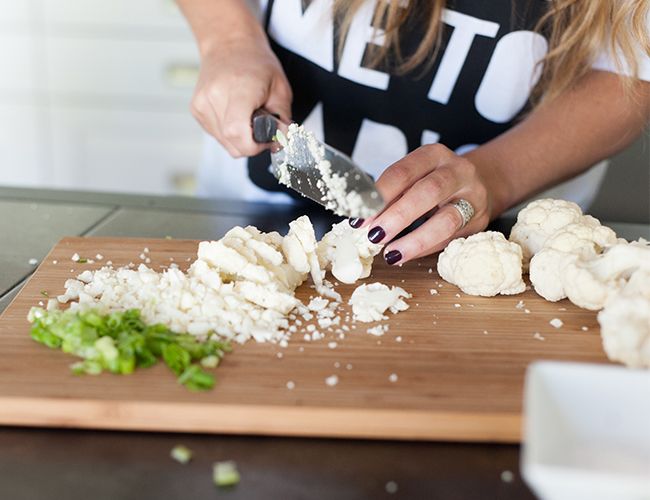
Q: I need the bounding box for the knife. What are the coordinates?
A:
[252,109,385,218]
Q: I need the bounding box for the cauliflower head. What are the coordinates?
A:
[529,217,617,302]
[437,231,525,296]
[509,199,583,269]
[598,268,650,369]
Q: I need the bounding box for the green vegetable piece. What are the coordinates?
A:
[163,343,191,376]
[273,130,288,148]
[213,461,240,487]
[40,291,49,297]
[170,445,193,464]
[30,325,62,349]
[177,365,215,391]
[200,355,219,369]
[76,258,87,263]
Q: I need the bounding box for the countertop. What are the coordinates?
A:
[1,186,647,500]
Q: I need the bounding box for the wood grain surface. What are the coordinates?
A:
[0,237,613,442]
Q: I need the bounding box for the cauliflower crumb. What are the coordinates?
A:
[286,381,295,389]
[325,375,339,386]
[550,318,563,328]
[389,373,398,382]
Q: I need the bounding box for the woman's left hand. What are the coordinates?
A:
[355,143,495,265]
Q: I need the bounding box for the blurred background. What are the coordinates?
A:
[1,0,648,223]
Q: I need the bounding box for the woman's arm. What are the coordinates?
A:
[175,0,292,158]
[365,70,650,264]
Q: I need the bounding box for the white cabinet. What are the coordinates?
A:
[0,104,47,187]
[50,107,202,194]
[0,0,204,196]
[43,0,188,30]
[0,34,38,92]
[46,38,199,98]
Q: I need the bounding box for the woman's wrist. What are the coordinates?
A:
[177,0,268,59]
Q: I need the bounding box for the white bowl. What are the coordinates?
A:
[521,361,650,500]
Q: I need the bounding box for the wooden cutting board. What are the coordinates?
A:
[0,237,612,442]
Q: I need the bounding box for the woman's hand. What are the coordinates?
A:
[190,37,293,158]
[176,0,292,158]
[354,143,496,265]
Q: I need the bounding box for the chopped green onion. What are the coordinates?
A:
[40,291,50,297]
[170,445,193,464]
[76,258,87,263]
[273,130,288,148]
[165,236,173,240]
[27,307,230,390]
[213,460,240,487]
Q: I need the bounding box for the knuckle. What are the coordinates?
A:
[440,208,463,234]
[390,202,412,227]
[386,161,414,186]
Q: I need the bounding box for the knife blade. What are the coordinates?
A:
[252,109,385,218]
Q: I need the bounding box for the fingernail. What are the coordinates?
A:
[385,250,402,265]
[368,226,385,244]
[349,217,364,228]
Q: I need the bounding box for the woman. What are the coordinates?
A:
[177,0,650,265]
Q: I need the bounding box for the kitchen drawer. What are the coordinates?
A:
[0,34,38,91]
[43,0,187,29]
[0,103,47,187]
[46,37,200,99]
[50,107,203,195]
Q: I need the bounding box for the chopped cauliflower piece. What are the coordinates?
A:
[529,217,617,301]
[509,199,583,269]
[349,283,411,322]
[597,268,650,368]
[317,220,383,284]
[437,231,525,297]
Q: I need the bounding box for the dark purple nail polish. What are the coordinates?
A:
[368,226,385,244]
[349,217,364,228]
[385,250,402,265]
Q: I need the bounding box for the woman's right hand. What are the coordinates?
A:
[190,35,293,158]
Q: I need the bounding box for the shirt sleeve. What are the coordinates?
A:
[591,15,650,81]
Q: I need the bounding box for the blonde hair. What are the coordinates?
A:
[332,0,650,109]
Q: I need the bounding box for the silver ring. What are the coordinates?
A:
[448,198,474,230]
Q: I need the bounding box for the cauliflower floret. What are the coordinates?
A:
[509,199,583,269]
[437,231,525,297]
[560,239,650,310]
[529,217,617,301]
[597,268,650,368]
[316,220,383,284]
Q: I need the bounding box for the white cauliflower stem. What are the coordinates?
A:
[437,231,525,296]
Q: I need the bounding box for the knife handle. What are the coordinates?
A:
[252,109,279,143]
